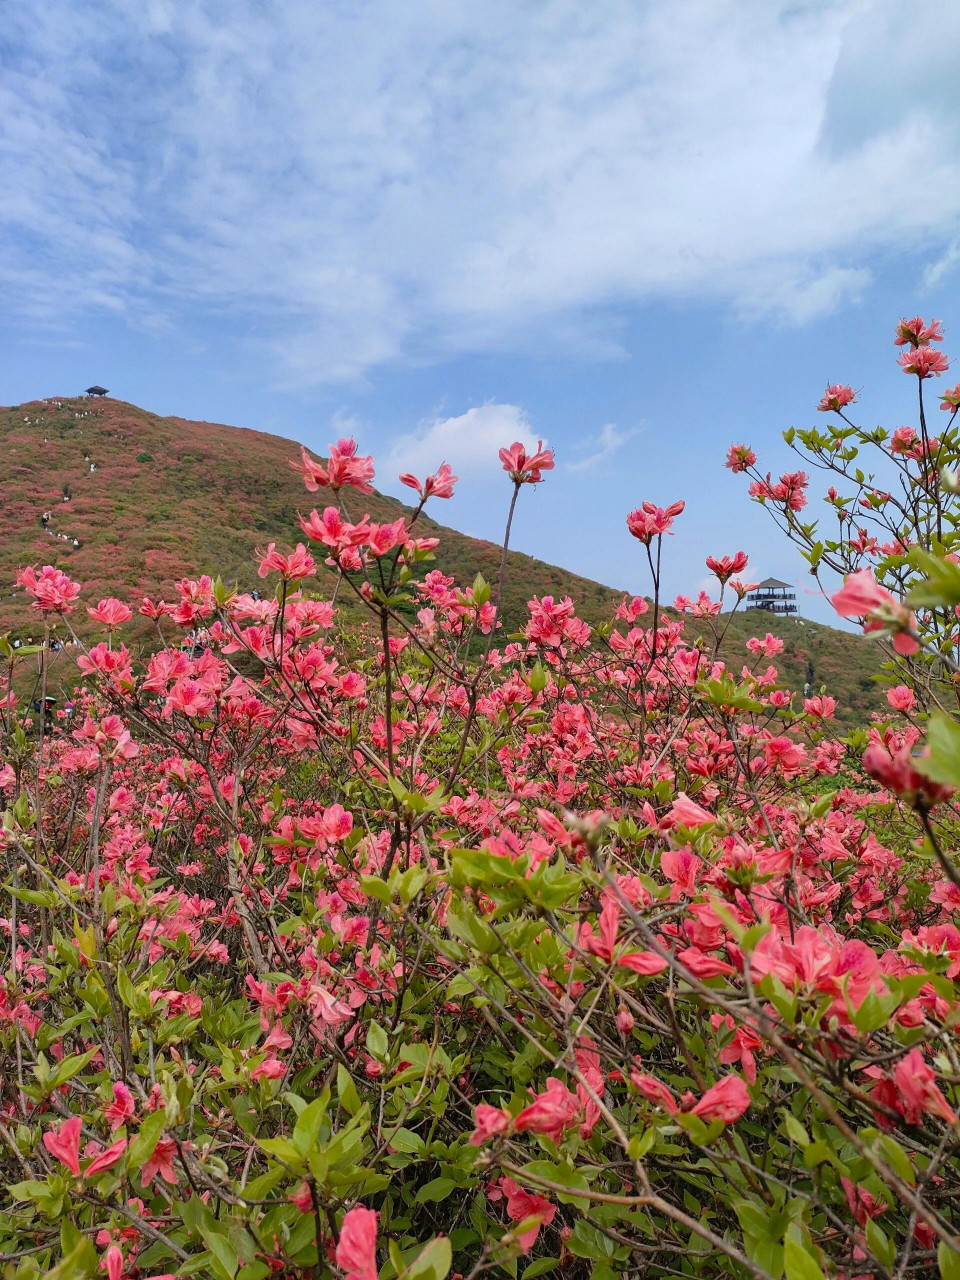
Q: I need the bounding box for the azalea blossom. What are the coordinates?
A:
[335,1206,379,1280]
[292,439,376,494]
[705,551,748,583]
[887,685,916,712]
[862,742,954,810]
[817,384,857,413]
[831,570,919,656]
[892,1048,957,1125]
[42,1115,82,1176]
[399,463,458,500]
[257,542,316,580]
[87,597,134,628]
[513,1076,580,1142]
[898,347,950,378]
[690,1075,750,1124]
[725,443,756,473]
[894,316,944,347]
[626,500,685,544]
[141,1137,178,1187]
[498,1177,556,1254]
[499,440,555,484]
[470,1103,511,1146]
[16,564,82,613]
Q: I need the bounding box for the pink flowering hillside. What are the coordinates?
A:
[0,396,883,721]
[5,318,960,1279]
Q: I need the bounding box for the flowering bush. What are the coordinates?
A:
[3,332,960,1280]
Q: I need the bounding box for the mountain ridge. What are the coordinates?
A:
[0,395,883,721]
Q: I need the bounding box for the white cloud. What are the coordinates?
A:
[380,403,544,484]
[5,0,960,382]
[735,265,872,325]
[924,242,960,291]
[566,423,637,474]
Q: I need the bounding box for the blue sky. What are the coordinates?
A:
[4,0,960,623]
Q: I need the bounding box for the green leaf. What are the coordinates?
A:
[521,1160,589,1207]
[865,1218,895,1269]
[940,1241,960,1280]
[567,1221,617,1262]
[46,1236,98,1280]
[522,1263,559,1279]
[337,1064,363,1117]
[447,902,501,954]
[784,1235,825,1280]
[850,988,902,1034]
[199,1225,239,1279]
[293,1094,330,1156]
[877,1132,917,1187]
[916,712,960,790]
[415,1177,458,1204]
[907,548,960,609]
[406,1235,452,1280]
[360,875,392,903]
[781,1111,809,1146]
[388,1126,424,1154]
[45,1048,98,1091]
[366,1021,389,1061]
[126,1108,166,1170]
[471,573,491,607]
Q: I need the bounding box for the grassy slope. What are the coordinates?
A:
[0,396,883,721]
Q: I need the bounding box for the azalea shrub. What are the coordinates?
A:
[5,323,960,1280]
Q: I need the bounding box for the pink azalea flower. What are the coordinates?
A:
[690,1075,750,1124]
[399,463,458,499]
[898,347,950,378]
[335,1206,379,1280]
[626,500,685,544]
[499,1178,556,1254]
[631,1073,679,1114]
[299,507,372,552]
[292,440,376,494]
[290,1181,313,1212]
[87,598,134,628]
[617,950,668,976]
[43,1115,82,1176]
[894,316,944,347]
[513,1076,580,1142]
[705,552,748,583]
[85,1137,127,1177]
[725,444,756,473]
[141,1137,178,1187]
[256,542,316,580]
[104,1245,124,1280]
[16,564,82,614]
[863,743,954,810]
[831,570,919,655]
[816,384,857,413]
[668,793,715,827]
[470,1103,511,1146]
[499,440,555,484]
[887,685,916,712]
[892,1048,957,1125]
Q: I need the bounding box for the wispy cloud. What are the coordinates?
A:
[379,403,542,488]
[5,0,960,383]
[924,242,960,291]
[566,423,637,474]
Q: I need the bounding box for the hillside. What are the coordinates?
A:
[0,396,884,720]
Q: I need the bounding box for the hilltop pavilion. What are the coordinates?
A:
[745,577,797,616]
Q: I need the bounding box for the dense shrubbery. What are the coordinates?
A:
[6,320,960,1279]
